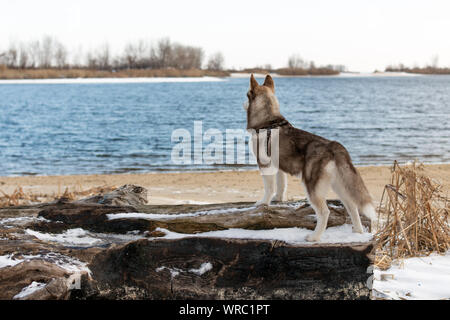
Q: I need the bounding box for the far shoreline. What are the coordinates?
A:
[0,71,436,84]
[2,65,449,82]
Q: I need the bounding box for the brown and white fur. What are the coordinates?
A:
[244,74,376,242]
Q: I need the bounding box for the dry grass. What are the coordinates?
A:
[375,161,450,269]
[0,68,230,80]
[0,185,117,207]
[0,187,39,207]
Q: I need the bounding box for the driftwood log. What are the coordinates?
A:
[0,185,374,300]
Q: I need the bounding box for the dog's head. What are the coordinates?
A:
[244,74,281,129]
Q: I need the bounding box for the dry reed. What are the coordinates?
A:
[375,161,449,269]
[0,185,116,207]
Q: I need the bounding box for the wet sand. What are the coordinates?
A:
[0,164,449,205]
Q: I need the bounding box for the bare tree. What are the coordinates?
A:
[430,54,439,68]
[86,51,98,69]
[6,44,18,68]
[207,52,225,71]
[40,36,54,68]
[0,51,6,67]
[28,40,41,68]
[18,43,30,69]
[54,41,68,68]
[71,45,83,68]
[135,40,149,68]
[97,43,111,70]
[334,64,347,72]
[190,47,204,69]
[287,54,306,69]
[171,44,185,69]
[172,44,203,69]
[156,38,172,68]
[123,43,138,69]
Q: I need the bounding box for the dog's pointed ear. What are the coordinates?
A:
[250,74,259,91]
[263,75,274,92]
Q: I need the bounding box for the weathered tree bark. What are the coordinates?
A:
[86,238,374,300]
[74,184,148,206]
[0,260,69,300]
[0,185,374,300]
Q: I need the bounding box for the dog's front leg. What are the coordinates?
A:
[272,170,287,202]
[255,174,276,206]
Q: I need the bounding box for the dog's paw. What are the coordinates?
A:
[305,233,321,242]
[272,194,287,202]
[255,200,270,207]
[351,225,364,234]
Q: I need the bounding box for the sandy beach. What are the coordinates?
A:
[1,164,449,205]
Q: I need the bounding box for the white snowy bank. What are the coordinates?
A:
[373,252,450,300]
[0,76,226,85]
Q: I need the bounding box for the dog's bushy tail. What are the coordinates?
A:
[334,151,377,222]
[340,166,376,221]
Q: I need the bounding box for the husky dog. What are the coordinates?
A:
[244,74,376,242]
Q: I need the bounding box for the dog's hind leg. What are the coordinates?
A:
[304,179,331,242]
[332,182,364,233]
[272,170,287,202]
[255,174,276,206]
[344,201,364,233]
[305,192,330,242]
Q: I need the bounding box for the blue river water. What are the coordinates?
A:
[0,75,449,176]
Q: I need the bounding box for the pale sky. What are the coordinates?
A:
[1,0,449,72]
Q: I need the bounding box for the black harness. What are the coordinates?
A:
[254,119,289,167]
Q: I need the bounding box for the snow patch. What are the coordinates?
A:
[150,224,372,244]
[373,252,450,300]
[26,228,102,246]
[0,216,50,228]
[156,266,182,278]
[25,228,145,247]
[0,252,90,274]
[37,252,91,274]
[0,254,24,268]
[328,203,344,210]
[189,262,213,275]
[156,262,213,278]
[107,206,256,221]
[13,281,47,300]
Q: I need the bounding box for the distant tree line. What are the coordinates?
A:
[279,53,346,75]
[0,37,346,77]
[0,36,225,71]
[0,36,69,69]
[384,55,450,75]
[236,54,346,76]
[385,64,450,75]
